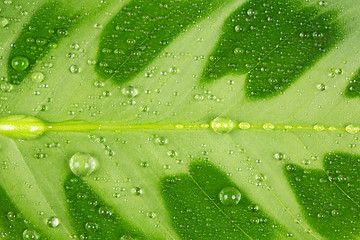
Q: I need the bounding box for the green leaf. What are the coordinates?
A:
[0,0,359,239]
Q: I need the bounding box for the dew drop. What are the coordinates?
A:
[345,125,359,134]
[98,206,112,217]
[85,222,98,232]
[11,56,29,71]
[1,82,13,92]
[147,212,156,218]
[69,65,80,74]
[233,47,244,54]
[22,229,39,240]
[219,186,241,206]
[317,83,326,91]
[47,216,59,228]
[155,136,168,145]
[167,150,177,158]
[69,152,98,177]
[247,9,256,16]
[235,25,245,33]
[132,187,143,196]
[211,117,235,134]
[31,72,45,83]
[121,86,138,98]
[94,80,104,88]
[0,17,9,27]
[6,211,17,221]
[274,152,284,160]
[120,235,136,240]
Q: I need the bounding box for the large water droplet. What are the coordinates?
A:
[219,186,241,206]
[121,86,138,98]
[211,117,235,134]
[22,229,39,240]
[69,152,98,177]
[47,216,59,228]
[11,56,29,71]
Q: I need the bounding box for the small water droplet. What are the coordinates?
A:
[98,206,112,217]
[167,150,177,158]
[69,65,80,74]
[247,9,256,16]
[234,25,243,32]
[11,56,29,71]
[121,86,138,98]
[1,82,13,92]
[274,152,284,160]
[317,83,326,91]
[69,152,98,177]
[0,17,9,27]
[31,72,45,83]
[132,187,143,196]
[47,216,59,228]
[147,212,156,218]
[219,186,241,206]
[6,211,17,221]
[85,222,98,232]
[94,80,104,88]
[155,136,168,145]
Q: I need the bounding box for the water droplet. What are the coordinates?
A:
[69,152,98,177]
[69,65,80,74]
[121,86,138,98]
[274,152,284,160]
[7,211,17,221]
[47,216,59,228]
[22,229,39,240]
[233,47,244,54]
[346,125,359,134]
[57,28,68,36]
[317,83,326,91]
[1,82,13,92]
[248,204,259,212]
[331,209,339,217]
[132,187,143,196]
[31,72,44,83]
[219,186,241,206]
[98,206,112,217]
[263,123,275,130]
[167,150,177,158]
[234,25,243,32]
[11,56,29,71]
[94,80,104,88]
[120,235,136,240]
[211,117,235,134]
[155,136,168,145]
[247,9,256,16]
[0,17,9,27]
[85,222,98,232]
[147,212,156,218]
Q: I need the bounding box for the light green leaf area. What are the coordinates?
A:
[0,0,359,239]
